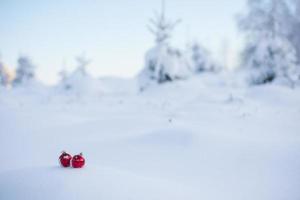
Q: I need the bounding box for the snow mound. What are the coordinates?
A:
[131,129,195,147]
[56,69,103,97]
[0,166,195,200]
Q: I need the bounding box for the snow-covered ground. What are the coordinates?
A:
[0,74,300,200]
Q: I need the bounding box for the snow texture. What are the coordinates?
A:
[0,73,300,200]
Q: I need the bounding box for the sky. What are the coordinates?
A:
[0,0,246,84]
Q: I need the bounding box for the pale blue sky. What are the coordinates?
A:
[0,0,246,84]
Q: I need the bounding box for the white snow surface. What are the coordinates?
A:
[0,73,300,200]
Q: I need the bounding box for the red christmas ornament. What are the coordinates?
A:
[59,151,72,167]
[72,153,85,168]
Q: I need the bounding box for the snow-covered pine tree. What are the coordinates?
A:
[75,55,90,76]
[13,56,36,86]
[139,1,191,90]
[58,68,71,90]
[57,55,101,96]
[187,42,218,73]
[239,0,300,86]
[58,55,91,91]
[0,59,10,87]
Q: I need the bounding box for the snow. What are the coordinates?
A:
[238,0,300,86]
[0,73,300,200]
[56,68,103,98]
[139,44,191,89]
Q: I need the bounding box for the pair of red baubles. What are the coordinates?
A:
[59,151,85,168]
